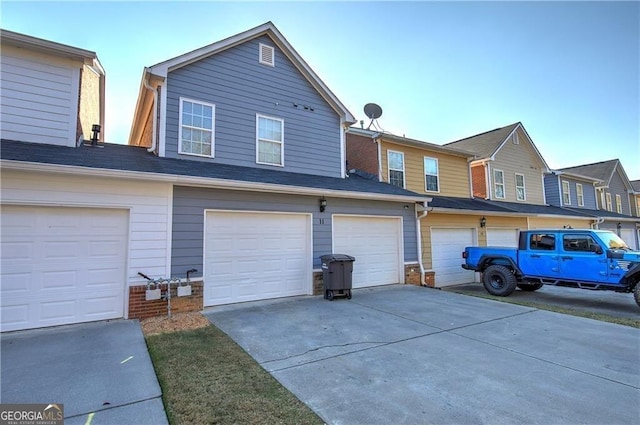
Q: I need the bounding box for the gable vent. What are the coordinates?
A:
[259,43,275,67]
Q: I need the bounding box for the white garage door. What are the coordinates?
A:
[1,206,127,332]
[620,229,637,250]
[431,228,476,287]
[487,228,519,247]
[204,211,311,306]
[333,216,403,288]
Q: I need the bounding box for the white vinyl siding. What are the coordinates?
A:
[515,173,526,201]
[606,193,612,211]
[256,114,284,166]
[178,97,215,157]
[259,43,275,67]
[388,150,405,189]
[424,157,439,192]
[562,181,571,205]
[494,169,505,199]
[1,169,172,286]
[576,183,584,207]
[0,47,80,147]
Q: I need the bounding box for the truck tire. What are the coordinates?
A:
[634,285,640,308]
[482,265,517,296]
[517,283,543,292]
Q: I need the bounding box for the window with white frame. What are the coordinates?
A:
[616,194,622,214]
[515,173,526,201]
[576,183,584,207]
[636,197,640,217]
[600,191,606,210]
[256,114,284,166]
[179,98,214,157]
[388,151,405,188]
[606,193,612,211]
[424,157,439,192]
[562,181,571,205]
[494,169,505,199]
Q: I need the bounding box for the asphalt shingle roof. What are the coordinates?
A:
[0,140,425,200]
[629,180,640,192]
[443,123,519,158]
[429,195,597,218]
[558,159,619,184]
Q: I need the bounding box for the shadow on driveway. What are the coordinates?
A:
[204,285,640,425]
[1,320,167,425]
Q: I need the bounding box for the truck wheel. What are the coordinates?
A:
[517,283,543,292]
[482,265,517,296]
[634,285,640,308]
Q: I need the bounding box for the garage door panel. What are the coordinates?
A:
[487,229,519,247]
[431,228,476,287]
[333,216,402,288]
[1,206,127,331]
[204,212,311,306]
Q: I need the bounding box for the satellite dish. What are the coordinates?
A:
[363,103,383,120]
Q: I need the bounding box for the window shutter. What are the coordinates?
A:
[259,43,275,66]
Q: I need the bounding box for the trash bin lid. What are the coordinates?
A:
[320,254,355,262]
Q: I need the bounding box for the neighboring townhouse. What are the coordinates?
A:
[631,180,640,218]
[557,160,640,249]
[1,24,430,332]
[346,126,592,288]
[0,29,105,146]
[544,169,602,211]
[1,31,173,332]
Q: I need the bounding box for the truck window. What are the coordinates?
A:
[562,235,598,252]
[529,233,555,250]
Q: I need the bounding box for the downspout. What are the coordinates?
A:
[416,201,430,286]
[591,217,605,229]
[375,134,382,181]
[142,70,158,153]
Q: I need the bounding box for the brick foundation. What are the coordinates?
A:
[313,271,324,295]
[404,263,422,285]
[423,271,436,287]
[128,281,203,320]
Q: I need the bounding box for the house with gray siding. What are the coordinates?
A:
[127,22,431,310]
[557,159,639,249]
[544,170,600,210]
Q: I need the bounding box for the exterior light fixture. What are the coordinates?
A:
[319,198,327,213]
[480,216,486,228]
[85,124,103,147]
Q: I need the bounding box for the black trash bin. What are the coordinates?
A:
[320,254,355,301]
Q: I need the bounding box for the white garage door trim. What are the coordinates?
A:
[486,228,520,247]
[1,205,128,332]
[203,210,312,307]
[431,227,477,287]
[332,215,404,288]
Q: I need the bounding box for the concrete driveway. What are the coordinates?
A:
[443,282,640,320]
[204,285,640,425]
[0,320,167,425]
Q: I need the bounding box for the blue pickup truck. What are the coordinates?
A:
[462,229,640,307]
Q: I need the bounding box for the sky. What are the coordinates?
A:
[2,1,639,179]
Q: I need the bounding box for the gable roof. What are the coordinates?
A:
[558,159,633,190]
[444,122,550,172]
[631,180,640,193]
[129,21,356,145]
[0,139,427,203]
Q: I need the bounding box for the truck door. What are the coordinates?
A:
[559,233,611,283]
[519,233,559,277]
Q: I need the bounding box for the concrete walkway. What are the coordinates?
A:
[205,285,640,425]
[1,320,167,425]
